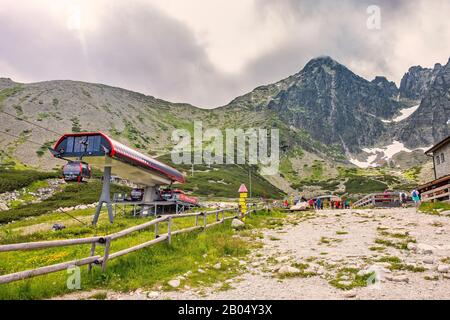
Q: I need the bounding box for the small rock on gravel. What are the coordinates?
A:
[213,263,222,270]
[423,257,434,264]
[168,279,181,288]
[437,265,449,273]
[278,266,300,275]
[343,291,357,298]
[391,275,409,283]
[147,291,159,298]
[416,243,435,254]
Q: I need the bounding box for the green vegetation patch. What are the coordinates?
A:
[0,168,59,193]
[0,181,130,224]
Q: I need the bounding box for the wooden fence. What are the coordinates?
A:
[420,183,450,202]
[0,206,258,285]
[352,192,404,208]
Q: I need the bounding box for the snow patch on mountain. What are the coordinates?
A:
[349,140,431,168]
[381,105,419,123]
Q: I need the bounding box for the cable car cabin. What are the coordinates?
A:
[159,188,199,206]
[52,132,185,186]
[130,188,144,201]
[63,161,91,182]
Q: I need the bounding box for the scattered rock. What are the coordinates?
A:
[416,243,435,254]
[391,275,409,283]
[343,291,357,298]
[423,257,434,264]
[437,265,449,273]
[147,291,159,298]
[278,266,300,275]
[0,202,9,211]
[168,279,180,288]
[197,268,206,274]
[275,256,290,263]
[231,219,245,229]
[213,263,222,270]
[52,223,65,231]
[407,242,417,251]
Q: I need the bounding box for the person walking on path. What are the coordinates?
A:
[411,189,421,211]
[400,191,408,208]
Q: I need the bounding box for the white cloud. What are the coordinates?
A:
[0,0,449,107]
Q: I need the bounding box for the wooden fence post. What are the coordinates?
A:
[155,222,159,238]
[167,217,172,245]
[101,237,111,272]
[195,214,199,226]
[216,211,219,222]
[203,212,207,228]
[88,242,97,272]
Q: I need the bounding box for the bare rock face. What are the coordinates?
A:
[263,56,402,153]
[398,58,450,148]
[372,76,399,98]
[399,64,442,101]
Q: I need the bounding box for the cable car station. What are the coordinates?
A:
[50,132,198,225]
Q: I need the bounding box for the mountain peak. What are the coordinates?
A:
[304,56,340,68]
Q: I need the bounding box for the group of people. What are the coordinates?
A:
[398,189,421,208]
[282,195,351,210]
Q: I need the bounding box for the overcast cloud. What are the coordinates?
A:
[0,0,449,108]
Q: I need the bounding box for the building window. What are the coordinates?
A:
[441,153,445,163]
[436,155,441,165]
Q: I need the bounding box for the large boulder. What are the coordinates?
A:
[231,219,245,229]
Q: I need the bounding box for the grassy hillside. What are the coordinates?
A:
[157,154,285,199]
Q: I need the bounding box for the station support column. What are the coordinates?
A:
[92,159,114,225]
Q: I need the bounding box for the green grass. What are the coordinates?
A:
[344,176,387,194]
[0,209,285,299]
[419,202,450,215]
[0,181,130,224]
[0,168,59,193]
[377,256,425,273]
[329,267,374,290]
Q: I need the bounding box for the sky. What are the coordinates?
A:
[1,0,449,108]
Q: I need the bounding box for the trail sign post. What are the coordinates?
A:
[238,184,248,219]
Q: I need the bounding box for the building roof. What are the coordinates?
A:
[417,173,450,190]
[425,135,450,155]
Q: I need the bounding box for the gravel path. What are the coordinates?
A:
[60,208,450,300]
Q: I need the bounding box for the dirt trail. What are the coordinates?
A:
[61,208,450,300]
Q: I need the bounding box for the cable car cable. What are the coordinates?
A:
[0,130,43,146]
[0,110,62,135]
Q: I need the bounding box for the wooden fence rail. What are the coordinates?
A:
[0,206,258,285]
[353,192,408,208]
